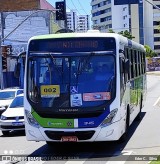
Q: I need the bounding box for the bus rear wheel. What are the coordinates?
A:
[136,96,143,121]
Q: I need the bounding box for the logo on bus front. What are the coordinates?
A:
[40,85,60,98]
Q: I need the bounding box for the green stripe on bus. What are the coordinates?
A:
[32,111,74,128]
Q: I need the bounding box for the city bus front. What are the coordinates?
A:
[24,36,122,142]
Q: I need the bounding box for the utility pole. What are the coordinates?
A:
[0,35,3,89]
[64,0,67,30]
[0,12,4,89]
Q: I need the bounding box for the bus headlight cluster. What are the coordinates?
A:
[0,115,7,120]
[0,105,8,109]
[25,110,40,128]
[100,108,118,127]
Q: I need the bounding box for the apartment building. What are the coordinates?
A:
[67,10,90,32]
[91,0,129,32]
[76,15,90,32]
[91,0,154,47]
[67,10,78,32]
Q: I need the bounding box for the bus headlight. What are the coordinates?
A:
[25,110,40,128]
[100,108,118,127]
[1,115,7,120]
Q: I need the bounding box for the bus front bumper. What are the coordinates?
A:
[25,119,123,142]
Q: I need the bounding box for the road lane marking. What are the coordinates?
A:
[65,161,85,164]
[105,150,133,164]
[21,162,45,164]
[65,152,94,164]
[153,97,160,107]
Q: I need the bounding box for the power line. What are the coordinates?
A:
[144,0,160,10]
[70,0,81,15]
[77,0,89,15]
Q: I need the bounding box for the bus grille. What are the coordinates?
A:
[5,116,24,120]
[45,130,95,140]
[0,125,25,129]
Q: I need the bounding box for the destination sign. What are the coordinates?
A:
[29,37,116,53]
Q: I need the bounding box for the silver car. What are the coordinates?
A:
[0,88,23,116]
[0,94,24,136]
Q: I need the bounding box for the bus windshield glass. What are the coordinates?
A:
[27,52,115,116]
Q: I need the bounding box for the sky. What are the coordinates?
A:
[46,0,92,16]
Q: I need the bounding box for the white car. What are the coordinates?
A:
[0,94,24,136]
[0,88,23,115]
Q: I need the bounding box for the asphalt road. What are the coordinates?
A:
[0,74,160,164]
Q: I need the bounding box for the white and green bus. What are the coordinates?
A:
[24,30,147,144]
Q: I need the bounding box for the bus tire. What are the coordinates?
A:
[2,131,10,136]
[46,141,54,146]
[46,141,60,147]
[136,96,143,121]
[119,107,130,143]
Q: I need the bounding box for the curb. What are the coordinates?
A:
[146,72,160,76]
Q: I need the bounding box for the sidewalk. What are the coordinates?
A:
[146,71,160,76]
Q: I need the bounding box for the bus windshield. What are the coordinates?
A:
[27,52,116,116]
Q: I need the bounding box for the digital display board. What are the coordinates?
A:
[29,38,116,53]
[114,0,140,5]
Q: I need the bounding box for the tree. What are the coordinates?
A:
[108,29,115,33]
[108,29,135,40]
[144,45,158,58]
[118,30,135,40]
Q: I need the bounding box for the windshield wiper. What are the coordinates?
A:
[75,52,95,84]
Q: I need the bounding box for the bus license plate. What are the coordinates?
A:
[61,136,78,142]
[12,122,23,126]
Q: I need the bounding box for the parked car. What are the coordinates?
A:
[0,94,24,136]
[0,88,23,116]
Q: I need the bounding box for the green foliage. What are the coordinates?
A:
[144,45,158,58]
[118,30,135,40]
[108,29,115,33]
[108,29,135,40]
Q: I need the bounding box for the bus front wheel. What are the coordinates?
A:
[119,107,130,143]
[2,131,10,136]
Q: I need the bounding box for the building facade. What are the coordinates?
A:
[67,10,90,32]
[67,10,78,32]
[77,15,90,32]
[0,0,63,88]
[91,0,154,48]
[91,0,129,32]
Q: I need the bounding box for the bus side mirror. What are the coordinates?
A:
[14,62,21,78]
[124,59,130,74]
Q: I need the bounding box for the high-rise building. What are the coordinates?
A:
[67,10,78,32]
[67,10,90,32]
[91,0,129,33]
[91,0,154,48]
[77,15,90,32]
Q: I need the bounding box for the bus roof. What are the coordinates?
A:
[29,30,145,52]
[30,31,126,40]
